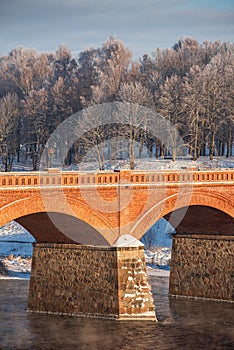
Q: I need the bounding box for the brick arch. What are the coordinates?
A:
[130,190,234,240]
[0,195,117,245]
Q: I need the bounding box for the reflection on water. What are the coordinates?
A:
[0,277,234,350]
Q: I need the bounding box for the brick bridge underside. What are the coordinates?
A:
[10,205,234,244]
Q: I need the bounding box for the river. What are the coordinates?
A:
[0,275,233,350]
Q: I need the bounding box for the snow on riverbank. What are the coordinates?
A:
[0,255,31,279]
[0,222,34,257]
[145,247,171,277]
[0,222,33,278]
[145,247,171,266]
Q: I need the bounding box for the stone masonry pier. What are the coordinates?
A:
[28,242,157,321]
[170,234,234,302]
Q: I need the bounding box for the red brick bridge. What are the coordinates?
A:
[0,169,233,244]
[0,169,234,318]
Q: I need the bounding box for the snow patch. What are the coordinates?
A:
[113,234,144,247]
[0,221,34,257]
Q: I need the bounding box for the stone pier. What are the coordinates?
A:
[169,234,234,302]
[28,241,156,321]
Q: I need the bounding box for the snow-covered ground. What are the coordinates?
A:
[145,247,171,266]
[145,248,171,277]
[0,221,34,257]
[0,255,31,279]
[1,155,234,172]
[60,156,234,172]
[0,222,33,278]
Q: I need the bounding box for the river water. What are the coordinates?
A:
[0,276,233,350]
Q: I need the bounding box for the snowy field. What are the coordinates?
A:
[1,155,233,173]
[48,156,234,172]
[77,156,234,171]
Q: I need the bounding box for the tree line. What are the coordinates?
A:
[0,37,233,171]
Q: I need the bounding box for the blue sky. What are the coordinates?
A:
[0,0,233,59]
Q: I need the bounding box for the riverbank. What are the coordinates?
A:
[0,255,31,279]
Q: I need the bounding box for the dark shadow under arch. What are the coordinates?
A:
[16,212,110,246]
[164,205,234,236]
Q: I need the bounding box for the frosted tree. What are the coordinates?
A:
[0,93,19,171]
[77,48,100,108]
[158,75,184,160]
[181,65,205,160]
[22,89,49,170]
[201,54,226,159]
[85,37,132,105]
[117,82,154,164]
[216,48,234,157]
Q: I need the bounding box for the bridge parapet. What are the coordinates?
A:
[0,169,233,188]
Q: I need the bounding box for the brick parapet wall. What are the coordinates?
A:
[169,235,234,302]
[1,169,234,188]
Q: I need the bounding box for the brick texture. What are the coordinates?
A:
[0,170,233,244]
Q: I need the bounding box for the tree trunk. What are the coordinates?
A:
[226,126,232,158]
[209,131,215,160]
[155,141,159,159]
[160,144,165,157]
